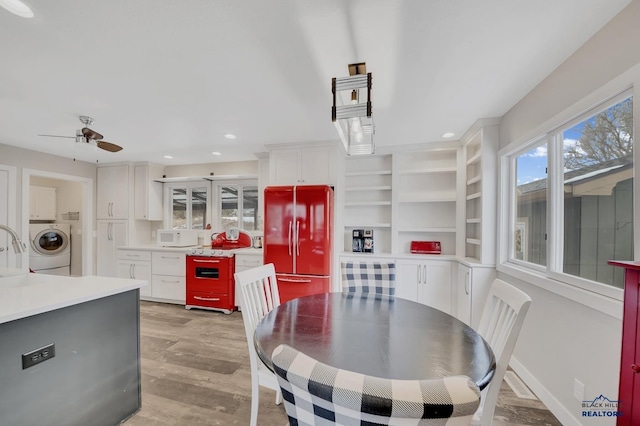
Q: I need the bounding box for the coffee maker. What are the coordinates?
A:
[352,229,374,253]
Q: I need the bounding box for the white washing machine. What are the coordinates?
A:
[29,223,71,275]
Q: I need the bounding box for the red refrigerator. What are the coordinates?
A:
[263,185,333,303]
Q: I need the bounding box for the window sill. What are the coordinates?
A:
[496,262,623,320]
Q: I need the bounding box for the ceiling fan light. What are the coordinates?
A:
[0,0,34,18]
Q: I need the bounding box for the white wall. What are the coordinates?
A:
[497,2,640,425]
[163,160,258,178]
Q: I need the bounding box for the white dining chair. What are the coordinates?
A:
[234,263,283,426]
[472,278,532,426]
[272,343,481,426]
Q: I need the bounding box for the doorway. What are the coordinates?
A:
[22,169,94,276]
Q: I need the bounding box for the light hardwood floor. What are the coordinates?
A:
[125,301,561,425]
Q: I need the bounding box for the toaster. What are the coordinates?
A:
[410,241,441,254]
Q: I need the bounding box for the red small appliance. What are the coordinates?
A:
[410,241,441,254]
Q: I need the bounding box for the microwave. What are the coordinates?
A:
[156,229,199,247]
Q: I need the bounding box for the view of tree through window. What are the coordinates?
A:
[512,95,633,289]
[562,97,633,287]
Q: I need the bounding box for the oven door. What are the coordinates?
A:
[186,256,233,294]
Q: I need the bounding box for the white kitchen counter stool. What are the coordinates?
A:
[235,263,283,426]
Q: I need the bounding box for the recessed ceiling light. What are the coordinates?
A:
[211,151,222,156]
[0,0,34,18]
[442,132,455,139]
[223,133,236,140]
[163,155,174,159]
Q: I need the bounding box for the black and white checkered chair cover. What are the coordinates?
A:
[272,344,481,426]
[341,261,396,296]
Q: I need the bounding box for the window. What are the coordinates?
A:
[166,183,210,229]
[507,93,633,291]
[514,142,548,267]
[218,183,259,231]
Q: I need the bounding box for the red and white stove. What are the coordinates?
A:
[185,229,252,314]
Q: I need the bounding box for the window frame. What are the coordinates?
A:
[499,89,633,302]
[163,181,212,230]
[213,179,259,232]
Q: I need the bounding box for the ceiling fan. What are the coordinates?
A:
[39,116,123,153]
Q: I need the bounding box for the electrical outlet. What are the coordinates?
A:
[574,378,585,402]
[22,343,55,369]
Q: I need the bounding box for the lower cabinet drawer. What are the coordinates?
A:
[276,274,330,304]
[152,275,185,302]
[186,291,234,312]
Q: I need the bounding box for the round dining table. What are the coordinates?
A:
[254,292,496,389]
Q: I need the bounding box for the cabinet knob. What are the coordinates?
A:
[632,364,640,373]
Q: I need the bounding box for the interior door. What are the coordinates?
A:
[263,186,294,274]
[294,185,333,276]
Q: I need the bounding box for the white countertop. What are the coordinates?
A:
[0,272,147,325]
[118,245,263,255]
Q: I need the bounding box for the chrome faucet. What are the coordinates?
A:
[0,224,27,253]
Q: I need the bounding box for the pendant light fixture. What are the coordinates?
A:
[332,62,374,155]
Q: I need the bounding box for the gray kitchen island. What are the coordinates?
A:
[0,270,147,426]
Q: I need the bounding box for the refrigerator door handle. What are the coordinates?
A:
[278,277,312,283]
[296,220,300,256]
[288,220,293,256]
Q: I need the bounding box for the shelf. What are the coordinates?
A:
[466,151,481,165]
[346,170,392,177]
[345,201,391,207]
[344,223,392,228]
[398,167,456,175]
[466,192,481,201]
[466,238,481,245]
[398,194,456,203]
[345,185,392,192]
[466,175,481,185]
[397,227,456,233]
[466,218,481,224]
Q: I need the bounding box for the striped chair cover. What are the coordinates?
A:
[272,344,481,426]
[341,261,396,296]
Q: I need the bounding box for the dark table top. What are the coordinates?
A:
[254,292,496,389]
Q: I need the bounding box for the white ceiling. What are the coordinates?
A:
[0,0,630,165]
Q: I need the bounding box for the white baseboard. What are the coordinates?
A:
[510,356,583,426]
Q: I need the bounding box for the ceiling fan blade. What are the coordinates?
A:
[82,127,104,140]
[97,141,123,152]
[38,134,76,139]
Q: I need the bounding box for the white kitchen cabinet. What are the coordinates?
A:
[269,144,337,185]
[97,220,128,277]
[29,185,57,221]
[234,251,263,307]
[134,163,163,221]
[117,250,152,298]
[151,251,186,303]
[97,165,129,219]
[456,264,472,325]
[396,259,452,314]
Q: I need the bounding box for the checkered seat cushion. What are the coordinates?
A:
[272,344,481,426]
[341,261,396,296]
